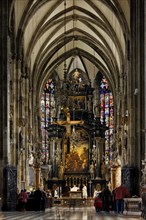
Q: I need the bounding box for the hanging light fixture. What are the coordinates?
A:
[56,0,84,129]
[72,0,80,81]
[60,0,69,109]
[63,0,67,81]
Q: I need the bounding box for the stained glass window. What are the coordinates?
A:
[40,79,56,164]
[99,76,114,164]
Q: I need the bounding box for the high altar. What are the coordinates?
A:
[39,73,127,198]
[44,78,109,196]
[69,191,82,198]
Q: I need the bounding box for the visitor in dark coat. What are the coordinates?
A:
[18,189,28,211]
[102,186,112,212]
[34,187,43,211]
[40,189,47,211]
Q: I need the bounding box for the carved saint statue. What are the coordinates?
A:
[58,161,64,179]
[101,161,106,179]
[89,162,95,179]
[29,152,34,166]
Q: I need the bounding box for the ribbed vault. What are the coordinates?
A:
[12,0,130,102]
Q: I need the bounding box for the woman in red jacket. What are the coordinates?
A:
[18,189,28,211]
[94,192,103,212]
[113,184,130,214]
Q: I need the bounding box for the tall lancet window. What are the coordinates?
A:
[40,79,56,164]
[100,76,114,164]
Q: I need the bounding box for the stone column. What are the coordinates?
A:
[141,0,146,217]
[0,0,12,165]
[95,137,103,178]
[15,58,22,191]
[52,139,56,178]
[111,166,117,190]
[111,166,121,191]
[0,0,14,209]
[34,164,41,189]
[93,82,100,118]
[129,0,142,168]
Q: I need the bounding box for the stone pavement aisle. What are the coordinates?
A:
[0,207,142,220]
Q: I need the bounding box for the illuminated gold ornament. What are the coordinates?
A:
[73,68,80,80]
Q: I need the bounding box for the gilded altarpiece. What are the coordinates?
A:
[64,128,89,174]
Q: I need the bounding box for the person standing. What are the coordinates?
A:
[40,189,47,211]
[94,192,103,213]
[82,184,88,199]
[34,187,43,211]
[102,186,112,213]
[54,187,59,198]
[18,189,28,212]
[93,184,102,198]
[113,184,131,214]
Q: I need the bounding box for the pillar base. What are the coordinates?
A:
[141,186,146,219]
[34,164,41,189]
[2,165,17,211]
[111,165,121,190]
[122,166,139,196]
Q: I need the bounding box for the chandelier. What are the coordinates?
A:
[46,0,84,139]
[45,0,105,142]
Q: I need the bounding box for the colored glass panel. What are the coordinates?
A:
[99,76,114,164]
[40,79,55,164]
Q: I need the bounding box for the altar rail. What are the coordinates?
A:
[123,198,142,216]
[51,197,94,207]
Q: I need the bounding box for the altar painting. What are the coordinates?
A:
[64,129,89,173]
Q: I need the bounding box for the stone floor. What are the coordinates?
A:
[0,207,142,220]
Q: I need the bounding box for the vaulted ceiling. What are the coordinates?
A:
[12,0,130,97]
